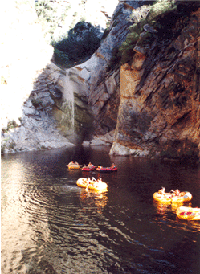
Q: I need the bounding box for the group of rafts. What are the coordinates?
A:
[154,187,200,220]
[67,161,117,172]
[76,177,108,192]
[68,161,199,220]
[67,161,117,192]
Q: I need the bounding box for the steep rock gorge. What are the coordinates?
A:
[1,1,200,163]
[110,1,200,162]
[1,0,142,152]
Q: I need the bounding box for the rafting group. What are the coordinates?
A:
[67,161,117,172]
[67,161,199,220]
[153,187,192,203]
[153,187,200,220]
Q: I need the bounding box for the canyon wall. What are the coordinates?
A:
[110,3,200,162]
[1,0,141,152]
[1,1,200,163]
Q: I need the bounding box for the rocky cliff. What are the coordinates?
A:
[0,1,72,152]
[1,0,200,163]
[110,1,200,163]
[1,0,142,152]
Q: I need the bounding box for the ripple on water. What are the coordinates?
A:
[1,149,200,273]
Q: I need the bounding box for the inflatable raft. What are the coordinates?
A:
[76,177,108,192]
[96,165,117,173]
[153,187,192,203]
[82,163,96,171]
[177,206,200,220]
[67,161,81,170]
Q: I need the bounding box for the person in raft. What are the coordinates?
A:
[174,189,180,196]
[88,162,93,167]
[158,187,165,195]
[111,163,116,168]
[170,189,181,197]
[68,161,79,166]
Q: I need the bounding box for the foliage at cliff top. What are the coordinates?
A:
[35,0,118,44]
[120,0,177,64]
[52,21,101,68]
[34,0,117,68]
[109,0,197,69]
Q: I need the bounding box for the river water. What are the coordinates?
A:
[1,145,200,274]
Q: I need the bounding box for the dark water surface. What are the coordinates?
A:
[1,146,200,274]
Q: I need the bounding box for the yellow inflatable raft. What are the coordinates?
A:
[67,161,81,170]
[76,177,108,192]
[153,187,192,203]
[177,206,200,220]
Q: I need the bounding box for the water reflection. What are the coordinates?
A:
[153,200,192,215]
[1,146,200,273]
[79,189,108,214]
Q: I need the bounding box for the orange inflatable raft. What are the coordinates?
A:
[67,161,81,170]
[177,206,200,220]
[153,187,192,203]
[76,177,108,192]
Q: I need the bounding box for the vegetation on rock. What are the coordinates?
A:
[35,0,113,68]
[52,22,101,68]
[108,0,197,69]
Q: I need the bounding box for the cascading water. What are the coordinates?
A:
[62,69,75,141]
[53,69,76,143]
[53,66,93,145]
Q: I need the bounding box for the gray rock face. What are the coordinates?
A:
[110,3,200,161]
[73,1,138,135]
[1,109,74,153]
[4,0,199,163]
[1,0,153,153]
[1,64,73,153]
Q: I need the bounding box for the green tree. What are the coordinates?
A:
[53,21,101,67]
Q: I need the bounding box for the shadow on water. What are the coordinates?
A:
[1,146,200,273]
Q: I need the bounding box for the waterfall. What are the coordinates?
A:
[52,68,76,144]
[52,65,93,145]
[62,69,75,142]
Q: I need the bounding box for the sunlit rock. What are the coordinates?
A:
[109,141,149,156]
[111,4,200,160]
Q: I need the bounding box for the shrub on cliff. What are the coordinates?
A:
[52,22,101,68]
[107,0,177,69]
[117,0,199,68]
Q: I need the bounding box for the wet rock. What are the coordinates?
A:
[50,86,63,99]
[109,142,149,156]
[87,130,115,146]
